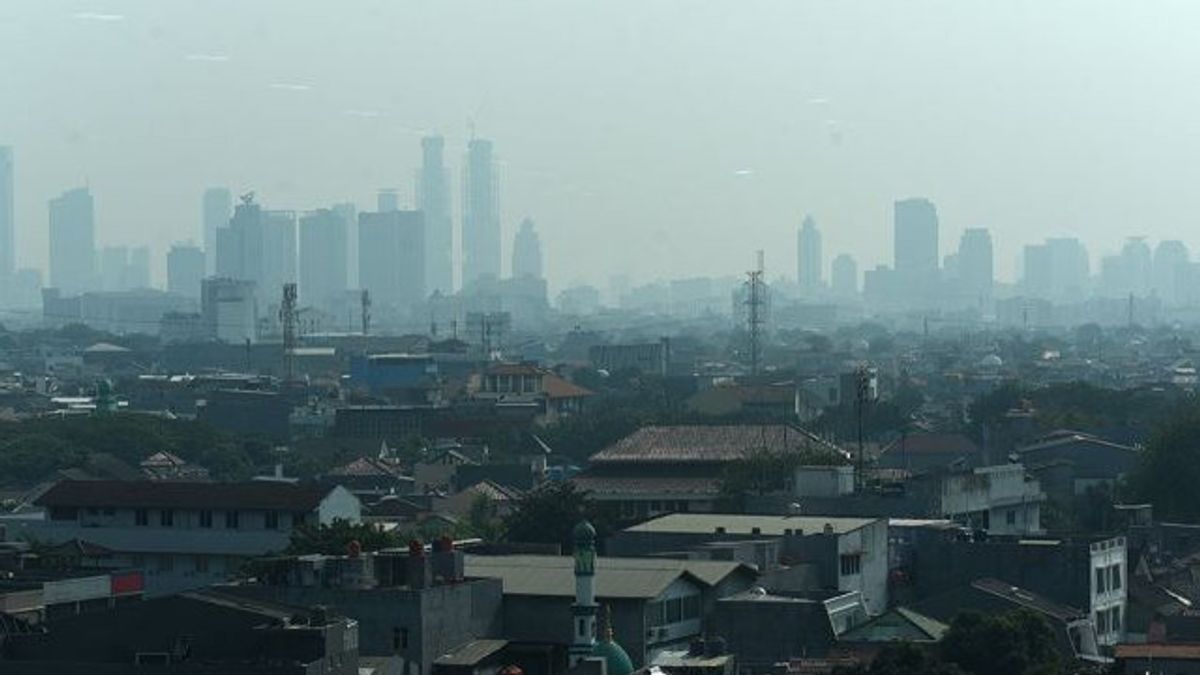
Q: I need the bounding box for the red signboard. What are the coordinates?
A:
[110,570,144,595]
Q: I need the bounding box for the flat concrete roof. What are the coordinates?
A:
[623,513,878,536]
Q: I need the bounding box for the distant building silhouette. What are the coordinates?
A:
[48,187,96,294]
[796,215,822,295]
[167,243,205,299]
[216,195,263,285]
[202,277,257,343]
[358,210,425,313]
[893,198,939,304]
[462,138,500,287]
[202,187,232,275]
[831,254,858,298]
[1153,240,1190,307]
[512,217,543,279]
[299,209,349,315]
[377,188,400,213]
[261,210,297,302]
[0,146,14,284]
[418,135,454,295]
[956,228,993,311]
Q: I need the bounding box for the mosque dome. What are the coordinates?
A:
[592,637,634,675]
[573,520,597,545]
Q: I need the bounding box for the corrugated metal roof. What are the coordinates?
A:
[463,554,749,599]
[590,425,838,464]
[624,513,877,536]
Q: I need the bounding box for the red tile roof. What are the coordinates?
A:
[590,425,838,464]
[36,480,334,512]
[1115,644,1200,660]
[572,475,721,496]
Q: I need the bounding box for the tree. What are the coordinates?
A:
[717,447,845,511]
[835,643,963,675]
[503,481,601,551]
[1129,405,1200,521]
[939,610,1060,675]
[286,518,398,555]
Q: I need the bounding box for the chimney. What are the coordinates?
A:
[405,539,431,589]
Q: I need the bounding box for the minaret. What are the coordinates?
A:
[569,520,598,667]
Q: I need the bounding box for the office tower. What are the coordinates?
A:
[1045,238,1090,301]
[1154,240,1190,307]
[128,246,150,289]
[0,147,14,281]
[417,135,453,295]
[216,194,264,285]
[202,277,257,344]
[167,244,205,299]
[796,215,822,294]
[332,203,357,288]
[511,217,543,279]
[956,228,994,308]
[831,254,858,297]
[893,198,939,302]
[377,189,400,213]
[48,187,96,294]
[202,188,232,275]
[299,208,348,312]
[358,210,425,311]
[100,246,129,291]
[261,210,297,301]
[462,138,500,287]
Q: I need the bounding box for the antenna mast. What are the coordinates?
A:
[744,251,766,377]
[279,283,298,382]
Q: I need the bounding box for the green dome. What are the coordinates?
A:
[592,638,634,675]
[573,520,597,545]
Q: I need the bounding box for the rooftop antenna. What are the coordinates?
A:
[279,283,298,382]
[744,250,766,377]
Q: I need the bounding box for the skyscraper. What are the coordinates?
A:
[1154,240,1190,307]
[202,188,232,275]
[261,210,297,302]
[48,187,96,294]
[100,246,129,291]
[128,246,150,289]
[956,228,994,309]
[511,217,543,279]
[796,215,822,294]
[299,208,348,312]
[462,138,500,288]
[358,210,425,312]
[418,135,453,295]
[216,194,264,284]
[167,243,205,299]
[0,146,14,282]
[831,254,858,298]
[893,198,939,303]
[377,189,400,213]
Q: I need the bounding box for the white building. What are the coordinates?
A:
[2,480,360,595]
[939,463,1045,535]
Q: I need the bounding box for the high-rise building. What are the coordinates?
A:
[202,277,257,344]
[462,138,500,287]
[893,198,939,302]
[167,244,205,299]
[332,203,357,289]
[1122,237,1153,298]
[1046,238,1090,301]
[48,187,96,294]
[511,217,543,279]
[215,195,263,284]
[0,146,14,282]
[299,208,348,312]
[261,210,297,302]
[796,215,822,294]
[202,188,232,275]
[377,189,400,213]
[1153,240,1189,307]
[358,210,425,312]
[418,135,453,295]
[831,254,858,298]
[956,228,993,309]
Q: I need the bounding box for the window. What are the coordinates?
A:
[135,509,148,526]
[157,554,174,573]
[1095,567,1107,594]
[160,509,174,527]
[666,597,682,623]
[1006,510,1016,526]
[199,510,213,528]
[265,511,279,530]
[1111,564,1122,590]
[577,618,586,637]
[682,595,701,620]
[1095,610,1108,635]
[1110,607,1122,635]
[194,555,209,573]
[840,553,862,576]
[225,510,239,529]
[131,554,145,568]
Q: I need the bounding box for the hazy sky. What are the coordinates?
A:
[4,1,1200,290]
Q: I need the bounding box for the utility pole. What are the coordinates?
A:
[360,289,371,336]
[279,283,298,382]
[744,251,766,377]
